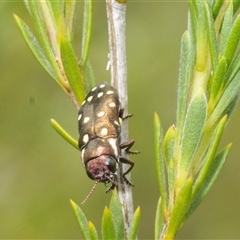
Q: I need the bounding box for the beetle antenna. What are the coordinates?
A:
[81,181,99,205]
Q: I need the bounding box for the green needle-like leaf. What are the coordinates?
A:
[181,90,207,171]
[187,116,227,217]
[84,60,95,93]
[195,2,208,72]
[154,197,165,240]
[204,1,218,72]
[60,38,85,104]
[209,56,227,102]
[50,119,79,150]
[154,112,168,210]
[164,178,193,239]
[212,0,224,19]
[24,0,62,77]
[176,31,191,134]
[81,0,93,66]
[88,221,99,240]
[101,207,116,240]
[109,189,124,240]
[219,3,233,56]
[164,125,176,165]
[209,70,240,125]
[70,200,90,240]
[223,14,240,65]
[187,143,231,218]
[14,15,62,86]
[64,0,76,36]
[129,207,141,240]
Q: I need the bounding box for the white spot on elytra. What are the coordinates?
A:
[81,100,86,106]
[101,128,108,136]
[83,117,90,123]
[97,92,104,98]
[108,138,119,159]
[78,114,82,121]
[97,111,105,117]
[100,84,105,88]
[114,120,119,126]
[108,102,116,108]
[91,86,97,92]
[87,96,93,102]
[106,90,114,95]
[83,134,89,143]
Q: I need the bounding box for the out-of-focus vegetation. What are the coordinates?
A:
[1,2,240,239]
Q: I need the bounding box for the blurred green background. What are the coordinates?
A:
[1,1,240,239]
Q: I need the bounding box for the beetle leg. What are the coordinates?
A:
[120,139,140,154]
[105,184,115,193]
[119,108,133,120]
[119,156,134,176]
[119,156,134,186]
[123,176,134,187]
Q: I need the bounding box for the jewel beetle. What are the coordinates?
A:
[78,82,137,195]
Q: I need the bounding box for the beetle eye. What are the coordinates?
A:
[105,157,117,173]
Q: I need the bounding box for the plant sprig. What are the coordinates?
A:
[14,0,94,146]
[154,1,240,239]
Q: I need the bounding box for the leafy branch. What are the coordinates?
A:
[14,0,93,147]
[154,1,240,239]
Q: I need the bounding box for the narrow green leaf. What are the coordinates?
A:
[64,0,76,39]
[223,13,240,65]
[204,1,218,72]
[25,0,59,71]
[226,47,240,83]
[209,56,227,101]
[212,0,224,19]
[186,144,231,218]
[219,3,233,56]
[47,1,71,42]
[167,159,175,209]
[60,38,85,104]
[163,125,176,165]
[101,207,116,240]
[48,1,64,24]
[37,1,60,54]
[233,1,240,14]
[188,1,198,45]
[154,197,165,240]
[50,119,79,150]
[17,1,68,92]
[70,199,90,240]
[129,207,141,240]
[195,2,208,72]
[14,15,59,83]
[109,189,124,240]
[191,116,227,200]
[176,31,191,134]
[181,90,207,171]
[209,70,240,125]
[84,60,95,93]
[23,0,30,12]
[88,221,99,240]
[164,178,193,239]
[154,112,168,209]
[81,0,93,66]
